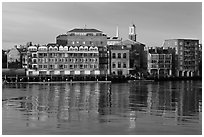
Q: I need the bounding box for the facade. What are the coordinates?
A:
[163,39,200,77]
[18,45,28,69]
[147,47,174,77]
[109,45,129,76]
[67,28,109,75]
[27,28,108,76]
[122,39,146,75]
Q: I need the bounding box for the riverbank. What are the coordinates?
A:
[3,75,201,85]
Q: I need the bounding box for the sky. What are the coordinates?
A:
[2,2,202,49]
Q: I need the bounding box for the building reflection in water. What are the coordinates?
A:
[2,81,201,130]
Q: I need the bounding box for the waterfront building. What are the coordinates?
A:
[147,47,174,77]
[26,28,109,77]
[109,45,130,76]
[198,44,202,77]
[27,44,39,75]
[18,45,28,69]
[67,28,109,75]
[122,39,146,75]
[163,39,200,77]
[118,24,147,76]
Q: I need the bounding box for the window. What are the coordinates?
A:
[118,62,121,68]
[112,63,116,68]
[123,53,126,58]
[112,53,116,58]
[123,63,126,68]
[118,53,121,58]
[84,64,88,68]
[94,65,98,68]
[74,64,78,68]
[70,65,73,69]
[44,65,47,68]
[39,65,43,69]
[59,65,64,69]
[80,64,83,69]
[49,65,53,69]
[33,59,37,63]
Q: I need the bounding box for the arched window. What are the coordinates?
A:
[64,46,68,51]
[84,46,88,51]
[118,53,121,58]
[112,53,116,58]
[59,46,64,51]
[69,46,74,51]
[74,46,78,51]
[49,47,53,51]
[94,47,98,51]
[79,46,84,51]
[89,47,94,51]
[54,46,58,51]
[123,53,126,58]
[28,46,37,51]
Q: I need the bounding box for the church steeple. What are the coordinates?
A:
[129,24,137,41]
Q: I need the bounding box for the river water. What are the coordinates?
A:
[2,80,202,135]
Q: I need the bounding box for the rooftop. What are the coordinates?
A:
[68,28,102,33]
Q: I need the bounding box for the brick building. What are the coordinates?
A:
[163,39,200,77]
[27,28,109,76]
[109,45,129,76]
[147,47,175,77]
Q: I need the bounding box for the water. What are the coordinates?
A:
[2,81,202,135]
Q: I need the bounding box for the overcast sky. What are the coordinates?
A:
[2,2,202,49]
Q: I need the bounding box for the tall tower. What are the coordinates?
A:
[129,24,137,41]
[116,26,119,38]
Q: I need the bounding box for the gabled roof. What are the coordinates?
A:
[68,28,102,33]
[122,39,145,45]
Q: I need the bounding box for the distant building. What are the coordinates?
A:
[109,45,130,76]
[7,46,21,68]
[147,47,175,77]
[163,39,200,77]
[56,34,68,46]
[2,50,7,68]
[107,26,122,46]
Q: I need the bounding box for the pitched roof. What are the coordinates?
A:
[68,28,102,33]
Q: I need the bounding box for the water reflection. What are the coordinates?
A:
[2,81,202,134]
